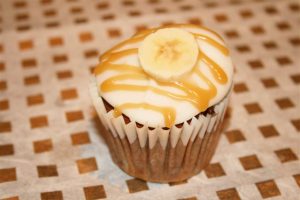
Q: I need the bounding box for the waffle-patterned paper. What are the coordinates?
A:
[0,0,299,199]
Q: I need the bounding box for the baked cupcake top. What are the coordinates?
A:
[94,24,233,128]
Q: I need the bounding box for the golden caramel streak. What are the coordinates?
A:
[101,74,201,109]
[114,103,176,128]
[157,80,199,98]
[185,24,224,42]
[95,63,205,110]
[94,63,144,75]
[199,52,228,84]
[133,29,155,37]
[194,68,217,97]
[102,48,138,63]
[193,33,229,56]
[101,73,147,91]
[101,36,145,61]
[156,80,206,105]
[175,24,224,42]
[179,79,215,111]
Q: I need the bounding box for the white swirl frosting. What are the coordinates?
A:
[95,24,233,128]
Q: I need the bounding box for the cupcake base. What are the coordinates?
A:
[98,115,223,183]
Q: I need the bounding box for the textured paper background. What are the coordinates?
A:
[0,0,299,199]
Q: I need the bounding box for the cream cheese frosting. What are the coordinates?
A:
[94,24,233,128]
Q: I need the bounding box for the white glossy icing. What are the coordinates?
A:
[95,25,233,127]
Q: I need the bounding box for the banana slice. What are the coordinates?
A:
[138,28,199,81]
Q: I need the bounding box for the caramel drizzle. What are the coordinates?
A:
[114,103,176,128]
[94,63,144,75]
[103,48,138,63]
[101,36,144,61]
[199,52,228,84]
[194,33,229,56]
[101,73,202,110]
[95,25,229,127]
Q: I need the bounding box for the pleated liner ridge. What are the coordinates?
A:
[90,78,230,182]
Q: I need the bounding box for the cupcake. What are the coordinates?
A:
[90,24,233,182]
